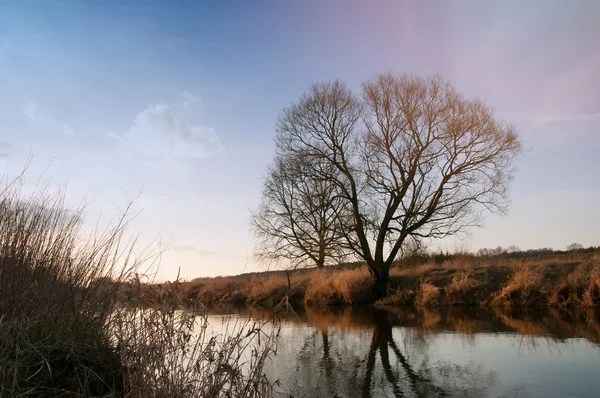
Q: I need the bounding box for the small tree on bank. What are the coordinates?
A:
[251,153,351,268]
[259,74,522,297]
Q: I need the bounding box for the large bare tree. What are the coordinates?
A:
[251,153,350,268]
[268,74,522,297]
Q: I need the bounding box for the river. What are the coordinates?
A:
[206,305,600,398]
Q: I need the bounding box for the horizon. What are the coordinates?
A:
[1,1,599,281]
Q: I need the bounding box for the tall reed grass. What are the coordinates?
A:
[0,174,278,397]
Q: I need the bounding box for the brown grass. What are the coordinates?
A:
[492,268,548,307]
[445,273,482,305]
[416,281,441,307]
[150,251,600,310]
[585,264,600,307]
[548,265,589,308]
[304,266,373,305]
[247,274,288,305]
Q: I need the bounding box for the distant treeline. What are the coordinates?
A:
[399,245,600,268]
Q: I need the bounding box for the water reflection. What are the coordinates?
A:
[278,307,498,397]
[207,306,600,398]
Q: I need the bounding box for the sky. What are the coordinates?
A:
[1,0,599,280]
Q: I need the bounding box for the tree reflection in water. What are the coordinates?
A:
[279,307,498,398]
[234,304,600,397]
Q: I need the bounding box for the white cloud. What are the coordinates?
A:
[23,100,40,122]
[110,103,222,163]
[181,91,196,108]
[63,123,75,136]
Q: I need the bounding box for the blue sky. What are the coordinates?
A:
[1,1,599,280]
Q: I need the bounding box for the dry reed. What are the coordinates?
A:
[0,174,278,397]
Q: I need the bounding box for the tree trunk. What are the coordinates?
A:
[316,257,325,268]
[371,266,390,300]
[317,243,325,268]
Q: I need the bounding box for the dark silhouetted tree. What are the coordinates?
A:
[263,74,522,297]
[251,153,351,268]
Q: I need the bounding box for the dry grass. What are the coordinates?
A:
[0,175,278,397]
[548,265,589,308]
[113,286,278,398]
[161,250,599,310]
[585,264,600,307]
[304,266,372,305]
[445,273,482,306]
[0,178,131,396]
[390,255,512,277]
[247,274,288,305]
[416,281,441,307]
[492,268,548,307]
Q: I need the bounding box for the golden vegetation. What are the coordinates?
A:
[585,265,600,307]
[304,266,372,305]
[445,273,482,306]
[154,251,600,311]
[492,268,548,307]
[415,281,441,307]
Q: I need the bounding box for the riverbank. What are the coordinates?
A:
[128,250,600,309]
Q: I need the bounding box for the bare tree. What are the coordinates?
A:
[251,153,350,268]
[506,245,521,253]
[271,74,522,297]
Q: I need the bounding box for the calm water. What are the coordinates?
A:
[208,306,600,398]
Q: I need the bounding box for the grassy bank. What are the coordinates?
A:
[135,250,600,310]
[0,180,277,397]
